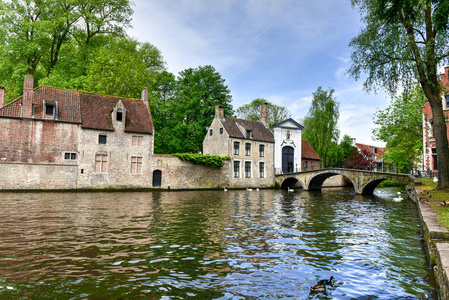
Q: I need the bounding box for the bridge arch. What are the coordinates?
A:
[308,171,356,192]
[361,177,404,195]
[280,177,305,189]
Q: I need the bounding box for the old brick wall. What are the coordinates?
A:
[0,118,79,165]
[152,154,232,189]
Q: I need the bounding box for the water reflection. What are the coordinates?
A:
[0,188,437,299]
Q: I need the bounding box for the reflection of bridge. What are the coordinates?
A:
[275,168,421,195]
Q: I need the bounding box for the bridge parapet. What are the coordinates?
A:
[275,168,420,195]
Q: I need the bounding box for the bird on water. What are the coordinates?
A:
[310,276,334,292]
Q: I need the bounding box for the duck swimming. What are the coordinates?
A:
[310,276,334,292]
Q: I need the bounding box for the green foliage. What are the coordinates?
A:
[172,153,231,168]
[373,86,426,168]
[349,0,449,188]
[150,65,234,154]
[236,98,291,129]
[0,0,134,102]
[302,87,340,165]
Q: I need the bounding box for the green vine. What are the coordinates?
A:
[172,153,231,168]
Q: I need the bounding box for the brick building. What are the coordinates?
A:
[422,67,449,174]
[0,75,154,189]
[355,142,385,171]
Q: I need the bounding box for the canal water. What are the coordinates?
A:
[0,188,438,299]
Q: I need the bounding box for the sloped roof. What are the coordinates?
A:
[0,86,153,134]
[355,143,385,160]
[80,92,153,134]
[302,140,320,160]
[222,116,274,143]
[273,118,304,130]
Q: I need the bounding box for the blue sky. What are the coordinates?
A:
[128,0,391,146]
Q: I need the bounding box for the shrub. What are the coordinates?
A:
[172,153,231,168]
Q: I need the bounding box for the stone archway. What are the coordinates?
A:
[307,171,357,193]
[361,177,404,195]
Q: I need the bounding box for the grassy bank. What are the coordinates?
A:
[419,178,449,229]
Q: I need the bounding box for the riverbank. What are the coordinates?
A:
[409,180,449,299]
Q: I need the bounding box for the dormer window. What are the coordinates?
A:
[45,104,54,115]
[116,108,123,121]
[246,130,252,139]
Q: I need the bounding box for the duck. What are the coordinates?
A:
[224,187,228,191]
[256,188,259,191]
[288,187,294,192]
[310,276,334,292]
[246,188,253,191]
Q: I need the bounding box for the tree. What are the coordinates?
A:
[302,87,340,165]
[150,65,234,154]
[0,0,133,102]
[349,0,449,189]
[83,37,165,99]
[344,148,373,170]
[236,98,291,129]
[373,86,426,169]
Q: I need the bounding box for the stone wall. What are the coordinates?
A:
[77,127,154,189]
[0,162,77,190]
[152,154,231,189]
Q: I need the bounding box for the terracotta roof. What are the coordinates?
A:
[222,116,274,143]
[0,86,153,134]
[302,140,320,160]
[80,92,153,134]
[355,143,385,160]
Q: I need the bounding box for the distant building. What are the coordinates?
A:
[301,140,321,171]
[355,142,385,170]
[203,104,275,188]
[422,67,449,174]
[0,75,155,189]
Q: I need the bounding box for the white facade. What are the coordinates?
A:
[273,119,304,174]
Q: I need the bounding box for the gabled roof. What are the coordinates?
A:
[273,118,304,130]
[302,140,320,160]
[0,86,153,134]
[355,143,385,160]
[221,116,274,143]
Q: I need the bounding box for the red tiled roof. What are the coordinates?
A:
[222,116,274,143]
[0,86,153,134]
[302,140,320,160]
[355,143,385,160]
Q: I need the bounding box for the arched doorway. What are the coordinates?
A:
[153,170,162,187]
[282,146,294,173]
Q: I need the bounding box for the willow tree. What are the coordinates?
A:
[302,87,340,165]
[349,0,449,189]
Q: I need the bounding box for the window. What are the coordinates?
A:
[210,129,213,136]
[245,161,251,178]
[234,161,240,178]
[234,142,240,155]
[45,104,54,115]
[446,95,449,108]
[245,143,251,156]
[259,162,264,178]
[64,152,77,160]
[95,153,108,172]
[116,108,123,121]
[132,135,143,146]
[304,161,308,170]
[220,128,223,134]
[246,130,252,139]
[259,145,265,157]
[131,156,143,174]
[99,135,107,144]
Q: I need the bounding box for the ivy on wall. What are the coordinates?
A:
[172,153,231,168]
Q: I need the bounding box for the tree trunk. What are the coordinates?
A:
[428,92,449,189]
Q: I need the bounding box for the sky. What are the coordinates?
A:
[128,0,391,146]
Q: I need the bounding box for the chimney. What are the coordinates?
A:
[22,75,34,118]
[260,102,269,128]
[215,105,224,119]
[0,87,5,109]
[142,87,150,113]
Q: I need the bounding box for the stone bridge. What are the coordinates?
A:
[275,168,421,195]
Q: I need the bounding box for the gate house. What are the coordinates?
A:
[273,119,304,173]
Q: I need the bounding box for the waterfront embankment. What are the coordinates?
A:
[409,184,449,300]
